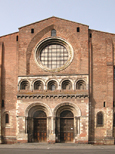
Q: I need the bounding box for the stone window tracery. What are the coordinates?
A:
[40,44,68,69]
[35,38,73,72]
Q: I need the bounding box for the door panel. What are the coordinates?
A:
[34,118,47,142]
[60,118,74,142]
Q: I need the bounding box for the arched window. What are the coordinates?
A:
[62,80,72,90]
[5,113,9,124]
[113,113,115,127]
[48,80,57,91]
[76,80,86,90]
[51,29,56,36]
[97,111,104,127]
[34,80,43,90]
[20,80,29,90]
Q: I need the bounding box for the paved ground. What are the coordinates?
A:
[0,143,115,154]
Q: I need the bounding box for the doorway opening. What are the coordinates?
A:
[33,110,47,142]
[60,110,74,142]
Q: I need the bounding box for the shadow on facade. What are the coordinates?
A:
[88,41,96,144]
[1,43,6,143]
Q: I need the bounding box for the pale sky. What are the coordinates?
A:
[0,0,115,36]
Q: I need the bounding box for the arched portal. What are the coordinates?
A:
[60,110,74,142]
[54,102,81,143]
[25,103,52,142]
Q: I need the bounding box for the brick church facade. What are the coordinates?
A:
[0,16,115,144]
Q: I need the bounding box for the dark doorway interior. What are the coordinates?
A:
[60,110,74,142]
[33,111,47,142]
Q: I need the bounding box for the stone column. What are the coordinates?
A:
[48,116,56,143]
[75,117,80,143]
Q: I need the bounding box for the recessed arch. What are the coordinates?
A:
[47,79,58,91]
[25,102,51,143]
[59,78,73,86]
[76,79,86,90]
[26,24,55,74]
[19,79,30,90]
[33,80,44,90]
[31,79,45,90]
[53,102,81,117]
[61,79,72,90]
[25,102,52,117]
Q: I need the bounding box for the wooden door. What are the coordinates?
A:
[60,110,74,142]
[34,118,47,142]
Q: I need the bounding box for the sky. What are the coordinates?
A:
[0,0,115,36]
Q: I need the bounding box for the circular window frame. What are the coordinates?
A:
[34,37,74,72]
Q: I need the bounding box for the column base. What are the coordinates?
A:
[48,134,56,144]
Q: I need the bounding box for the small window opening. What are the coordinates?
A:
[114,67,115,79]
[51,29,56,36]
[20,80,29,90]
[48,80,57,91]
[97,112,103,127]
[16,35,18,41]
[5,114,9,124]
[31,28,34,33]
[113,101,115,107]
[90,33,92,38]
[113,113,115,127]
[76,80,86,90]
[77,27,80,32]
[2,100,4,108]
[34,80,43,90]
[62,80,72,90]
[103,102,105,107]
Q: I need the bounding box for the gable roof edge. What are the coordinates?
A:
[19,16,89,29]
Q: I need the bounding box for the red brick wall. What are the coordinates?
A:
[89,29,115,143]
[18,17,89,76]
[0,32,18,139]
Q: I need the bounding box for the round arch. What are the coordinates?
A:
[31,79,45,90]
[75,78,87,86]
[59,78,73,86]
[53,102,81,117]
[25,102,52,118]
[18,79,30,90]
[46,79,59,90]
